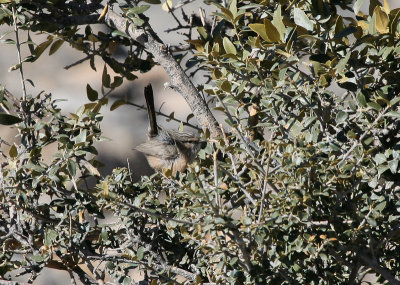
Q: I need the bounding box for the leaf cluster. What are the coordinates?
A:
[1,0,400,284]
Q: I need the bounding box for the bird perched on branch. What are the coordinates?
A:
[135,84,204,174]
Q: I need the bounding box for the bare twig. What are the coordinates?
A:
[12,4,27,102]
[339,104,391,165]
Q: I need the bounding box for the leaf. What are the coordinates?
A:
[111,76,123,88]
[334,26,357,39]
[111,30,130,38]
[384,111,400,118]
[137,246,144,261]
[86,84,98,101]
[221,81,232,92]
[374,6,389,33]
[101,181,109,197]
[186,113,194,122]
[388,159,398,173]
[335,111,348,124]
[272,5,286,41]
[0,113,22,125]
[357,92,367,107]
[383,0,390,14]
[127,5,150,15]
[374,153,386,165]
[75,129,87,144]
[229,0,237,18]
[264,19,281,42]
[68,159,77,176]
[367,101,382,111]
[293,8,314,31]
[143,0,161,3]
[223,37,236,55]
[25,79,35,87]
[162,0,173,12]
[102,65,111,88]
[34,38,53,58]
[353,0,367,15]
[336,52,351,73]
[9,144,17,158]
[49,39,64,56]
[110,99,127,111]
[249,23,269,42]
[0,86,4,103]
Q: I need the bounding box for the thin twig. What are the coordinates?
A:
[12,4,27,101]
[339,104,391,166]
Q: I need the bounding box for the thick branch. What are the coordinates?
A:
[103,9,221,137]
[359,253,400,285]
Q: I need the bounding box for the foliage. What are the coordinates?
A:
[1,0,400,284]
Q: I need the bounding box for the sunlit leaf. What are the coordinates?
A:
[294,8,314,31]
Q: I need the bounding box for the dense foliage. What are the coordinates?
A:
[1,0,400,284]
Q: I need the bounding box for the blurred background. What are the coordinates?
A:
[1,0,399,284]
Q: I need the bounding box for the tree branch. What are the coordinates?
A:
[359,253,400,285]
[103,9,222,137]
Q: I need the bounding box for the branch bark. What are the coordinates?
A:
[103,9,222,137]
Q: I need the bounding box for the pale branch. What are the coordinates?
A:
[103,9,222,138]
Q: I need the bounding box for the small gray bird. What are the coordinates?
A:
[135,84,203,174]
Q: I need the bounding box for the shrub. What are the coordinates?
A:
[1,0,400,284]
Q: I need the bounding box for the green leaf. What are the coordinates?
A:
[249,25,267,44]
[110,99,127,111]
[122,277,131,285]
[353,0,367,15]
[388,159,398,173]
[102,65,111,88]
[229,0,237,18]
[75,129,87,144]
[127,5,150,15]
[221,81,232,92]
[86,84,98,101]
[336,52,351,73]
[0,85,4,103]
[143,0,161,3]
[374,153,386,165]
[367,101,382,111]
[111,30,130,38]
[223,37,236,55]
[34,38,53,58]
[137,246,144,261]
[264,19,281,42]
[335,111,348,124]
[272,5,286,41]
[68,159,77,176]
[294,8,314,31]
[111,76,123,88]
[357,92,367,107]
[384,111,400,118]
[9,144,17,158]
[49,39,64,56]
[0,113,22,125]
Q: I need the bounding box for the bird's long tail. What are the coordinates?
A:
[144,84,158,138]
